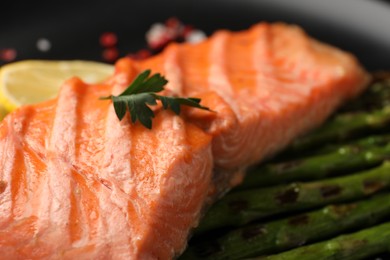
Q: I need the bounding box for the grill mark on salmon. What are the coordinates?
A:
[0,23,370,259]
[45,78,83,250]
[208,31,241,118]
[163,44,184,96]
[0,110,28,228]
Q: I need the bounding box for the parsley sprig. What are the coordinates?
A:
[100,70,210,129]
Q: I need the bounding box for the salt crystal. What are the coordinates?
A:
[185,30,207,43]
[36,38,51,52]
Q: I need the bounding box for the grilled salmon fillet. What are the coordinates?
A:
[0,23,369,259]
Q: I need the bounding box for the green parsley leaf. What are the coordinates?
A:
[100,70,211,129]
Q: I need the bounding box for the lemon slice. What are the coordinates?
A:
[0,60,114,112]
[0,104,7,120]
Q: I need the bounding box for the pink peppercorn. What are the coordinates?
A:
[0,48,17,62]
[100,32,118,48]
[102,48,119,62]
[182,25,194,38]
[165,17,180,29]
[127,49,152,60]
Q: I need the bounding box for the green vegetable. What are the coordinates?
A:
[314,133,390,155]
[285,106,390,154]
[100,70,210,129]
[340,79,390,112]
[262,221,390,260]
[195,162,390,234]
[239,136,390,189]
[183,193,390,259]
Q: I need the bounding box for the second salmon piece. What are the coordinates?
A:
[138,22,369,184]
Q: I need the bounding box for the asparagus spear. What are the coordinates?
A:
[195,162,390,234]
[314,133,390,155]
[261,221,390,260]
[285,106,390,154]
[340,80,390,112]
[239,137,390,189]
[183,193,390,260]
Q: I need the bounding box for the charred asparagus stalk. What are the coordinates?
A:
[195,161,390,234]
[285,106,390,154]
[239,136,390,189]
[183,193,390,260]
[340,79,390,112]
[262,221,390,260]
[314,133,390,155]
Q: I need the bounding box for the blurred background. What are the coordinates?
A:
[1,0,390,70]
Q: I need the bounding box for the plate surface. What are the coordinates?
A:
[1,0,390,70]
[1,1,390,258]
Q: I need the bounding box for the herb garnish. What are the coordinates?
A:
[100,70,210,129]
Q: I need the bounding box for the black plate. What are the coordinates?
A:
[2,1,390,259]
[1,0,390,70]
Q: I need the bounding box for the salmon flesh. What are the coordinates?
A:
[0,23,369,259]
